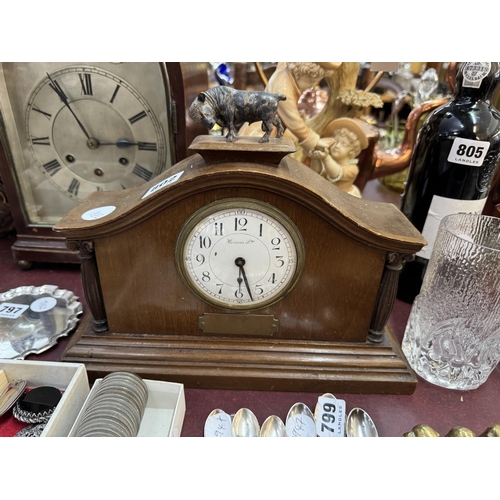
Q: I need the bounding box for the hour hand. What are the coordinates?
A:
[98,138,140,148]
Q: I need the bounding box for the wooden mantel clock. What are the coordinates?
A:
[54,136,426,394]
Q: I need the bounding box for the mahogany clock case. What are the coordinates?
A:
[54,137,426,394]
[0,62,208,267]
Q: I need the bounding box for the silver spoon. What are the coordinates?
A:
[345,407,379,437]
[204,408,233,437]
[260,415,286,437]
[313,392,336,422]
[232,408,260,437]
[286,402,316,437]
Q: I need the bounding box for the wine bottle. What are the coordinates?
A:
[397,62,500,303]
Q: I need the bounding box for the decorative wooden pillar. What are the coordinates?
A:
[368,252,413,343]
[66,239,108,333]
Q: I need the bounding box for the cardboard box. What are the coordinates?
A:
[0,359,90,437]
[69,378,185,437]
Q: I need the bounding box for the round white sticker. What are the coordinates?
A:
[81,206,117,221]
[204,411,233,437]
[30,297,57,312]
[285,413,316,437]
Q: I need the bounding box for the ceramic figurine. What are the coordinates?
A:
[308,62,383,129]
[188,86,286,143]
[309,117,368,197]
[238,62,341,153]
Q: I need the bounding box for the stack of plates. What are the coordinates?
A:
[73,372,148,437]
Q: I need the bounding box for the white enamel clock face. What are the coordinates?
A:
[176,199,305,310]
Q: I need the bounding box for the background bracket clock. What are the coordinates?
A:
[0,62,208,268]
[54,136,426,394]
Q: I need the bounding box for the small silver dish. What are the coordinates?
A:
[0,285,82,359]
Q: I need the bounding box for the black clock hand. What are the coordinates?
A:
[98,138,140,148]
[237,267,243,295]
[240,266,253,301]
[46,73,91,140]
[235,257,253,301]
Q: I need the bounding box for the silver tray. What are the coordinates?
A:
[0,285,82,359]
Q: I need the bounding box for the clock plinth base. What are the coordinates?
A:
[61,314,417,395]
[12,234,80,265]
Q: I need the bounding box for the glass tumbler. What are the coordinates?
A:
[402,213,500,390]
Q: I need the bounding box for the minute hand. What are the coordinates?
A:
[47,73,91,140]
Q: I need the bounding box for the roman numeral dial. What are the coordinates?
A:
[79,74,93,95]
[31,136,50,146]
[129,111,147,124]
[26,65,168,204]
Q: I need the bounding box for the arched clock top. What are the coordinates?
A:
[53,137,426,253]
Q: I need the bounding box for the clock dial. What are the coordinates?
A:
[176,199,305,310]
[26,66,166,202]
[0,62,172,227]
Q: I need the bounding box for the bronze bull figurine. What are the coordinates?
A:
[188,86,286,143]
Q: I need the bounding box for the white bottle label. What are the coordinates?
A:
[416,195,487,259]
[462,62,491,88]
[447,137,490,166]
